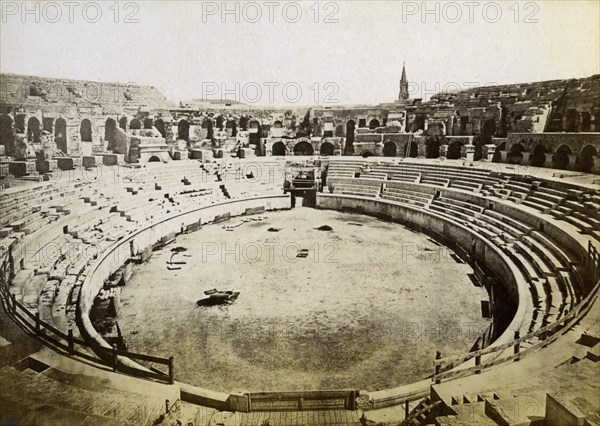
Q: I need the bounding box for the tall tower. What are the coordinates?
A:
[399,62,409,100]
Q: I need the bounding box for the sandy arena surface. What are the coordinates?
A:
[119,207,490,392]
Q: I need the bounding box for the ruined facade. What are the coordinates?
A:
[1,71,599,176]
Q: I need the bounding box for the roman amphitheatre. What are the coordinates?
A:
[0,67,599,425]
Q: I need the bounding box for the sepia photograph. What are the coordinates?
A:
[0,1,599,425]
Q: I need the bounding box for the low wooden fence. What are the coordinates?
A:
[247,390,359,412]
[432,276,600,383]
[0,261,174,385]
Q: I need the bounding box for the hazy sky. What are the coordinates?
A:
[1,1,599,106]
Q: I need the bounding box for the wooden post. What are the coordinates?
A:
[35,312,40,333]
[434,351,442,384]
[404,400,409,418]
[513,331,520,361]
[168,356,174,384]
[112,344,118,372]
[298,397,303,411]
[165,399,169,413]
[68,329,74,354]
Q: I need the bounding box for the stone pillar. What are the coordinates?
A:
[439,144,449,158]
[447,116,454,136]
[417,141,426,158]
[500,150,510,163]
[484,144,496,162]
[66,124,79,156]
[521,151,532,165]
[591,157,600,175]
[567,154,578,171]
[463,144,476,161]
[544,153,554,167]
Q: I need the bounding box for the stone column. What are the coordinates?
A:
[463,144,476,161]
[417,141,426,158]
[521,151,532,165]
[484,144,496,162]
[439,144,449,158]
[66,124,79,156]
[500,150,510,163]
[447,116,454,136]
[591,157,600,175]
[567,154,578,171]
[544,153,554,167]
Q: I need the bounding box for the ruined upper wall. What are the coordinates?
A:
[0,73,173,110]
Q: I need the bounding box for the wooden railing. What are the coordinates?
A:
[0,258,174,385]
[432,277,600,383]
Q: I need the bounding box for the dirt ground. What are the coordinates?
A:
[119,207,490,392]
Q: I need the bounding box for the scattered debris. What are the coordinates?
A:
[197,290,240,306]
[268,227,281,232]
[316,225,333,231]
[297,249,309,258]
[348,222,363,226]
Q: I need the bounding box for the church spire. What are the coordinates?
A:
[399,62,409,100]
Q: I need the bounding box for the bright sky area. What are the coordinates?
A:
[1,1,599,106]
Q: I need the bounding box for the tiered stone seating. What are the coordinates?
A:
[324,161,590,338]
[370,165,420,182]
[326,160,360,178]
[381,184,433,207]
[328,177,382,198]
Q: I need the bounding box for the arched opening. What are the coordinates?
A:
[368,118,380,129]
[508,143,525,163]
[345,120,356,155]
[104,118,117,150]
[531,144,547,167]
[273,120,282,128]
[272,141,286,156]
[0,115,16,156]
[293,141,314,156]
[492,142,506,163]
[178,120,190,142]
[578,145,598,173]
[361,151,374,158]
[565,109,578,132]
[119,116,128,130]
[148,155,161,162]
[425,138,440,158]
[129,118,142,130]
[320,142,334,156]
[80,119,92,142]
[143,118,153,129]
[552,145,572,170]
[155,119,166,137]
[239,115,249,131]
[382,142,397,157]
[202,119,214,140]
[226,119,237,137]
[581,112,591,132]
[249,120,261,146]
[54,118,67,153]
[481,119,496,145]
[447,141,462,159]
[27,117,41,143]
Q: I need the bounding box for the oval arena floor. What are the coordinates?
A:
[118,207,489,392]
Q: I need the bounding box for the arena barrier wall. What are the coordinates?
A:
[77,195,291,410]
[315,192,599,409]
